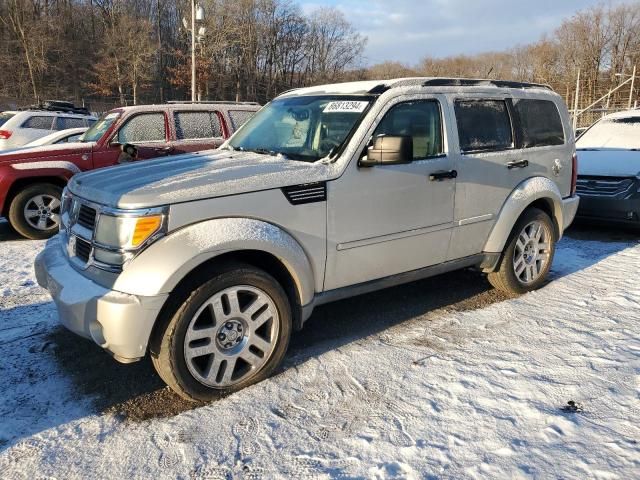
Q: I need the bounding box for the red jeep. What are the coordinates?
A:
[0,102,259,239]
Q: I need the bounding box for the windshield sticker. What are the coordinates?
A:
[323,101,369,113]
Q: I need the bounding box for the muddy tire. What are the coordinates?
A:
[151,263,292,402]
[487,208,556,295]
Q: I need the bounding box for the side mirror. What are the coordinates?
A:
[109,139,121,148]
[359,135,413,167]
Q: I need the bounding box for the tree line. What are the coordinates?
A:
[1,0,638,120]
[0,0,366,110]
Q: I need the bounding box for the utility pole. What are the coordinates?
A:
[191,0,196,102]
[628,65,636,110]
[572,69,580,132]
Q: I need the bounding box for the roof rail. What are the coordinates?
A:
[166,100,260,106]
[421,78,552,90]
[18,99,92,116]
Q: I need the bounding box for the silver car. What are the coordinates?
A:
[0,110,95,150]
[35,78,580,401]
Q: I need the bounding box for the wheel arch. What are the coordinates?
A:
[2,174,68,217]
[483,176,564,255]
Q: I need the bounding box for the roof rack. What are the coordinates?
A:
[166,100,260,106]
[18,99,91,116]
[367,77,552,94]
[422,78,552,90]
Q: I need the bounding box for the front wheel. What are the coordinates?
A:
[487,208,556,295]
[151,264,292,402]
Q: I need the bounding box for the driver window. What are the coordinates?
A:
[117,113,166,144]
[373,100,443,159]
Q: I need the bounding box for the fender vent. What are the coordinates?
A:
[282,182,327,205]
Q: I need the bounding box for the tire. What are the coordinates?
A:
[151,263,292,402]
[8,183,63,240]
[487,208,556,295]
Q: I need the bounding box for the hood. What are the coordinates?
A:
[68,150,336,209]
[577,149,640,177]
[0,141,92,165]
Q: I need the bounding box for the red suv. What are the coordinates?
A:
[0,102,259,239]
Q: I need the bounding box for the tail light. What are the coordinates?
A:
[570,152,578,197]
[0,130,11,139]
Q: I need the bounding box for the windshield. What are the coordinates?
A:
[0,112,15,127]
[80,111,120,142]
[228,96,373,161]
[577,116,640,150]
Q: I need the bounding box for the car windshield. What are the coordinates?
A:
[228,96,373,161]
[577,116,640,150]
[0,112,15,127]
[80,111,120,142]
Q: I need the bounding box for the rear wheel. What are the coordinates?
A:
[151,264,292,402]
[8,183,62,240]
[487,208,556,294]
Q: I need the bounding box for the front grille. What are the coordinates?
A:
[77,204,97,230]
[576,176,636,198]
[75,237,92,263]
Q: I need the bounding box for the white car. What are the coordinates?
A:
[575,108,640,225]
[24,127,87,147]
[0,110,96,150]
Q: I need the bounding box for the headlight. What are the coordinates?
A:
[94,210,166,251]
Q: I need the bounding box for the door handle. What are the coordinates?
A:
[429,170,457,181]
[160,146,174,154]
[507,160,529,169]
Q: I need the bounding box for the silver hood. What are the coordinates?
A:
[68,150,335,209]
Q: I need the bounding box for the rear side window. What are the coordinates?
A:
[117,113,166,143]
[455,100,512,152]
[0,112,15,127]
[373,100,443,159]
[513,99,564,147]
[228,110,255,130]
[174,111,222,139]
[56,117,86,130]
[21,116,54,130]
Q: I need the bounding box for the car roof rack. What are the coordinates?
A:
[18,99,92,116]
[166,100,260,106]
[367,77,552,94]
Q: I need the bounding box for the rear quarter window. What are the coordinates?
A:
[0,112,15,127]
[21,116,54,130]
[454,100,513,152]
[513,99,565,147]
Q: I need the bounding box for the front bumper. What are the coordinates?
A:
[34,236,168,362]
[576,195,640,225]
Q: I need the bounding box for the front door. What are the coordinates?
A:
[324,96,457,291]
[92,112,171,169]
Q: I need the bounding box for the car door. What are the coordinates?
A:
[169,110,226,154]
[445,95,532,260]
[324,95,456,291]
[92,112,170,168]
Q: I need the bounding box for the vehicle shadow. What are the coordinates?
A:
[0,218,22,241]
[3,225,634,451]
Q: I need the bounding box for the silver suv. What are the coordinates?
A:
[35,78,579,401]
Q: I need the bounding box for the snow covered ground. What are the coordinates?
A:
[1,218,639,479]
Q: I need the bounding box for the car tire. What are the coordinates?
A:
[8,183,63,240]
[487,208,556,295]
[151,263,292,402]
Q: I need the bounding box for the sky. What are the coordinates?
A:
[300,0,627,65]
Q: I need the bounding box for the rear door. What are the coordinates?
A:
[446,95,529,259]
[169,110,225,154]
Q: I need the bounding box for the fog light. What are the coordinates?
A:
[93,248,126,266]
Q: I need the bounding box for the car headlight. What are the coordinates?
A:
[94,209,167,251]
